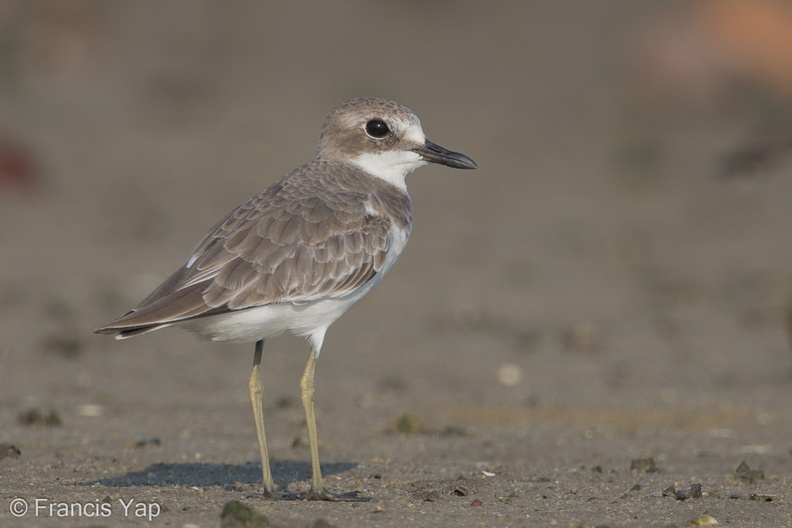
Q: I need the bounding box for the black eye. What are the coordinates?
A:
[365,119,390,139]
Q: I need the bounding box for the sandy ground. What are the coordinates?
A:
[2,1,792,526]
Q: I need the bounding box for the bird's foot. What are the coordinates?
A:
[253,487,299,501]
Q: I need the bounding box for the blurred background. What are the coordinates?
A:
[2,0,792,497]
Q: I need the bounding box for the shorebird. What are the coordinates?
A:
[95,97,477,500]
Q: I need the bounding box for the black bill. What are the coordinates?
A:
[414,140,478,170]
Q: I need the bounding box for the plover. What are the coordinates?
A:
[95,97,477,500]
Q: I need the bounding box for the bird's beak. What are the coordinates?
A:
[414,140,478,170]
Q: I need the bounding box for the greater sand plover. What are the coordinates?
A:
[96,97,477,500]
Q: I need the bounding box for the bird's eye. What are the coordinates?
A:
[365,119,390,139]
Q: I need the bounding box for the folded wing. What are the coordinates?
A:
[95,171,392,337]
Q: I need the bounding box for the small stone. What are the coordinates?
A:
[387,413,422,434]
[675,483,702,500]
[134,437,161,449]
[748,493,773,502]
[735,461,764,483]
[620,484,641,499]
[662,485,677,498]
[220,500,270,528]
[686,513,718,526]
[18,408,61,427]
[0,444,21,461]
[497,363,523,386]
[470,499,483,507]
[410,483,443,502]
[630,457,657,473]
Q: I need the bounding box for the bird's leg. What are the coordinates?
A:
[299,348,370,502]
[249,339,277,497]
[299,349,324,498]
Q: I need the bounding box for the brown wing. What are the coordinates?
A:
[95,163,395,335]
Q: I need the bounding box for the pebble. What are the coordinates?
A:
[735,460,764,483]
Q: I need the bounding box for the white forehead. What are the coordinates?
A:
[395,118,426,146]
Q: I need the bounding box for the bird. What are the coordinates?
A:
[95,97,477,500]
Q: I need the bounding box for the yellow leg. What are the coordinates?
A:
[249,340,277,496]
[299,350,325,496]
[295,342,370,502]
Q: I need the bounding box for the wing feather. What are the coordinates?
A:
[95,161,409,335]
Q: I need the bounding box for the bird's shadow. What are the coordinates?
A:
[81,459,357,489]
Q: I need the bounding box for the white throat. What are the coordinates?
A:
[350,150,426,191]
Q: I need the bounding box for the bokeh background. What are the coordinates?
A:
[2,1,792,526]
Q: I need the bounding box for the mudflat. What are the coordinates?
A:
[2,2,791,526]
